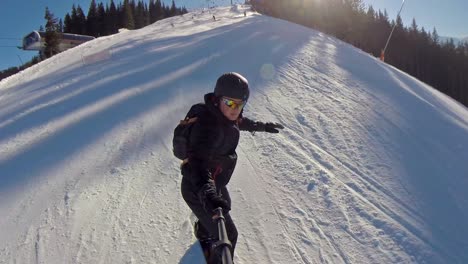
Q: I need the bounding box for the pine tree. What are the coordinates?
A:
[108,0,119,33]
[64,13,72,33]
[410,18,418,33]
[70,5,78,33]
[170,0,177,16]
[58,19,64,32]
[123,0,135,29]
[44,7,60,58]
[431,28,440,45]
[162,3,170,18]
[154,0,163,22]
[76,5,87,35]
[134,1,147,29]
[149,0,156,23]
[87,0,99,36]
[97,3,106,36]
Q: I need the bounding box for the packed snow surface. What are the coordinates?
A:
[1,5,468,264]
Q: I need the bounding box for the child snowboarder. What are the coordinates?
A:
[176,72,284,263]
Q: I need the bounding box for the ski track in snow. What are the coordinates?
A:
[232,38,457,263]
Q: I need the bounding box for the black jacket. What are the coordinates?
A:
[181,93,264,199]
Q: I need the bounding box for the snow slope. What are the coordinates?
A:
[1,5,468,264]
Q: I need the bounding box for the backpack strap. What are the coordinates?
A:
[180,116,198,125]
[178,116,199,167]
[180,158,189,168]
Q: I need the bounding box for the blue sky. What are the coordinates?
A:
[362,0,468,38]
[1,0,467,71]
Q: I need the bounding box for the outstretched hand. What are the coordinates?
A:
[265,122,284,133]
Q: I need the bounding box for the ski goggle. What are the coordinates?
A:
[221,98,246,110]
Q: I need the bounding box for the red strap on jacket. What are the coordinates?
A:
[212,164,223,183]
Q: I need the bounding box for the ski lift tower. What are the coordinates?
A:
[381,0,407,62]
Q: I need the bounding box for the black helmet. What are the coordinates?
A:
[214,72,249,101]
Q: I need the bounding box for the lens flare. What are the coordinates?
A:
[260,63,275,80]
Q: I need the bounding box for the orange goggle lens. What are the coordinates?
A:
[222,98,246,109]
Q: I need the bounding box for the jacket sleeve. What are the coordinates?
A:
[238,117,266,132]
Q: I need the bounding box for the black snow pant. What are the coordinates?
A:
[181,177,238,255]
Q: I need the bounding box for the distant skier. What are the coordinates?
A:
[175,72,284,262]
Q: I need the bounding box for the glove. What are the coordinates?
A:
[208,195,231,213]
[264,122,284,133]
[199,183,231,213]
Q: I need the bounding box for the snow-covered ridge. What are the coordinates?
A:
[1,5,468,264]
